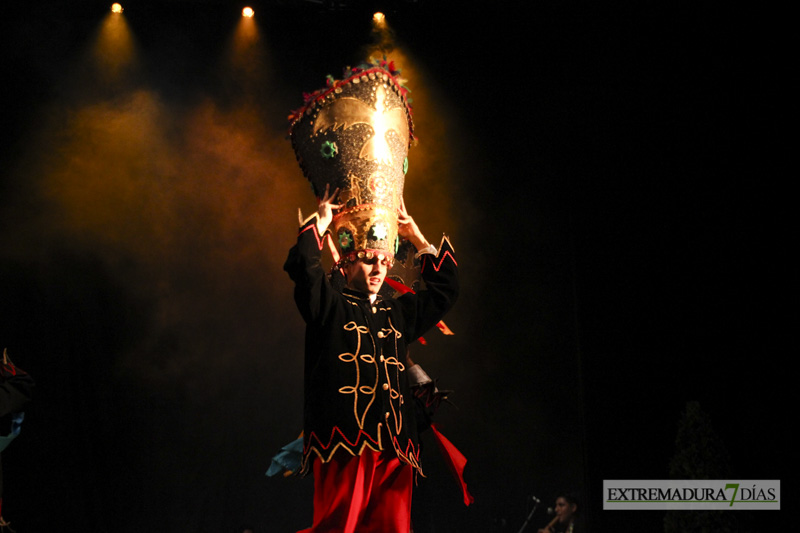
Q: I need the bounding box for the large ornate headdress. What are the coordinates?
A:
[289,58,414,264]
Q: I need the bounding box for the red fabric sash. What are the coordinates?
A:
[430,424,474,506]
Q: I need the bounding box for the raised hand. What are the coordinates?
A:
[316,184,342,234]
[397,197,430,251]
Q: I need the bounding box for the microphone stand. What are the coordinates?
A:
[516,496,541,533]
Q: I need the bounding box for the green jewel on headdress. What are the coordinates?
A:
[338,229,353,250]
[320,140,338,159]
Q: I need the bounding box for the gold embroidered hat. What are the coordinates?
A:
[289,59,414,262]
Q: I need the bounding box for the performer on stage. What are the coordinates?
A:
[284,59,459,533]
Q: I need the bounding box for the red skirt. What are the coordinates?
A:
[298,448,413,533]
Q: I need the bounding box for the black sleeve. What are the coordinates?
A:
[399,236,459,342]
[283,217,339,326]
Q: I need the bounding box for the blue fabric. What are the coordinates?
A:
[266,437,304,477]
[0,412,24,453]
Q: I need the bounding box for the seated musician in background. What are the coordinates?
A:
[538,492,580,533]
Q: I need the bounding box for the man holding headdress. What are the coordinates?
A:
[284,60,459,532]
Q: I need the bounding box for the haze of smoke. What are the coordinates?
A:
[23,85,309,401]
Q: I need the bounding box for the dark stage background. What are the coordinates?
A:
[1,1,788,532]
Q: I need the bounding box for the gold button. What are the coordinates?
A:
[382,383,389,390]
[385,412,390,418]
[377,331,385,338]
[380,356,385,362]
[371,306,377,314]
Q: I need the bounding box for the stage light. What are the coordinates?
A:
[110,3,123,14]
[242,7,254,18]
[373,12,385,24]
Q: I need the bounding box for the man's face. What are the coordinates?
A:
[555,497,577,523]
[344,255,389,295]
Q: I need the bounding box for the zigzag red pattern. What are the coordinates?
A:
[391,434,422,466]
[420,250,457,273]
[305,425,421,470]
[306,426,381,453]
[298,223,326,251]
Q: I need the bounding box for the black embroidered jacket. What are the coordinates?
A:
[284,217,458,475]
